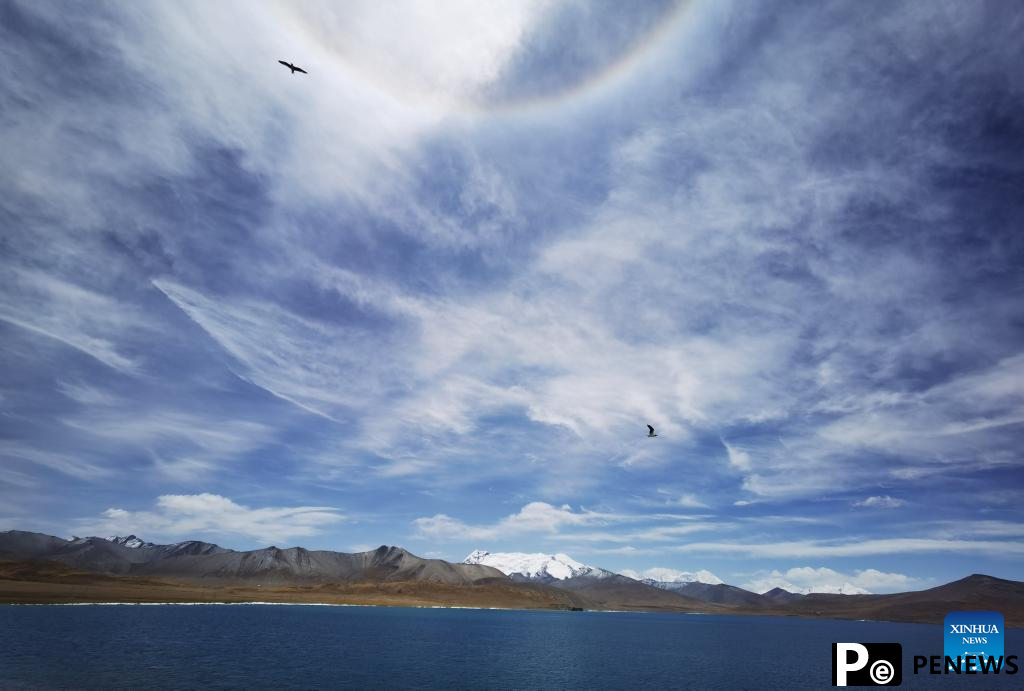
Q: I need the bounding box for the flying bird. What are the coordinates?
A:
[647,424,657,438]
[278,60,307,75]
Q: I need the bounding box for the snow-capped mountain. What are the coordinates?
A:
[105,535,153,549]
[102,534,229,559]
[464,550,612,581]
[622,567,723,585]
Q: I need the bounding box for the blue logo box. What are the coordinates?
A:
[944,611,1004,672]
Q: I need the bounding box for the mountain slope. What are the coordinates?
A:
[0,530,73,560]
[138,544,504,585]
[770,574,1024,626]
[649,580,769,607]
[105,534,228,559]
[0,531,503,585]
[552,572,723,612]
[0,559,591,609]
[762,586,805,603]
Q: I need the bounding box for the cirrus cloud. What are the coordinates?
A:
[77,493,344,545]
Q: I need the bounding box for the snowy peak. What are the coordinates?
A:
[463,550,601,580]
[105,535,151,549]
[681,570,722,585]
[622,567,723,585]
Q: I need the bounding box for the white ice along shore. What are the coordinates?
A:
[463,550,609,580]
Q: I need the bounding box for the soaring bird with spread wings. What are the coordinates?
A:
[647,424,657,438]
[278,60,307,75]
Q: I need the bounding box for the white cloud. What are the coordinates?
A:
[670,494,708,509]
[78,493,344,545]
[414,502,613,540]
[412,514,498,542]
[923,520,1024,539]
[655,489,709,509]
[308,0,554,107]
[854,495,906,509]
[722,440,752,471]
[2,0,1021,554]
[11,0,1012,510]
[744,566,923,595]
[620,566,723,584]
[56,381,120,407]
[815,354,1024,467]
[412,501,710,542]
[672,538,1024,558]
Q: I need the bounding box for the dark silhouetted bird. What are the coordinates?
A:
[647,424,657,438]
[278,60,307,75]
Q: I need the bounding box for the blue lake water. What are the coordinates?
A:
[0,605,1019,690]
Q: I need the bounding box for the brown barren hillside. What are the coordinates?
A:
[765,574,1024,627]
[5,561,1021,626]
[0,560,592,610]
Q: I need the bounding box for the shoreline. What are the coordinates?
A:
[5,599,1023,629]
[12,600,1009,630]
[6,599,1022,629]
[0,599,975,627]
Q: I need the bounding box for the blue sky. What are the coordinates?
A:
[1,0,1022,594]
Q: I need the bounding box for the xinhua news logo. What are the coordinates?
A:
[832,643,902,686]
[944,611,1004,672]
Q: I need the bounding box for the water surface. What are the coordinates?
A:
[0,605,1019,689]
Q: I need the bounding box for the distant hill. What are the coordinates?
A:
[776,574,1024,625]
[649,580,770,607]
[0,559,591,610]
[762,586,805,603]
[0,531,502,585]
[550,571,724,612]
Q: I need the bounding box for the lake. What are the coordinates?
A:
[0,605,1019,689]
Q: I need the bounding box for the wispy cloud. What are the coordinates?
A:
[78,493,345,545]
[412,501,709,543]
[1,444,112,481]
[672,538,1024,558]
[414,502,620,541]
[0,270,150,372]
[1,0,1022,584]
[743,566,924,595]
[661,491,709,509]
[854,496,906,509]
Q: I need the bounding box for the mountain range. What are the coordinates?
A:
[0,531,502,585]
[2,530,1022,626]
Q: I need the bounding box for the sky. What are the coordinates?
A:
[1,0,1022,595]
